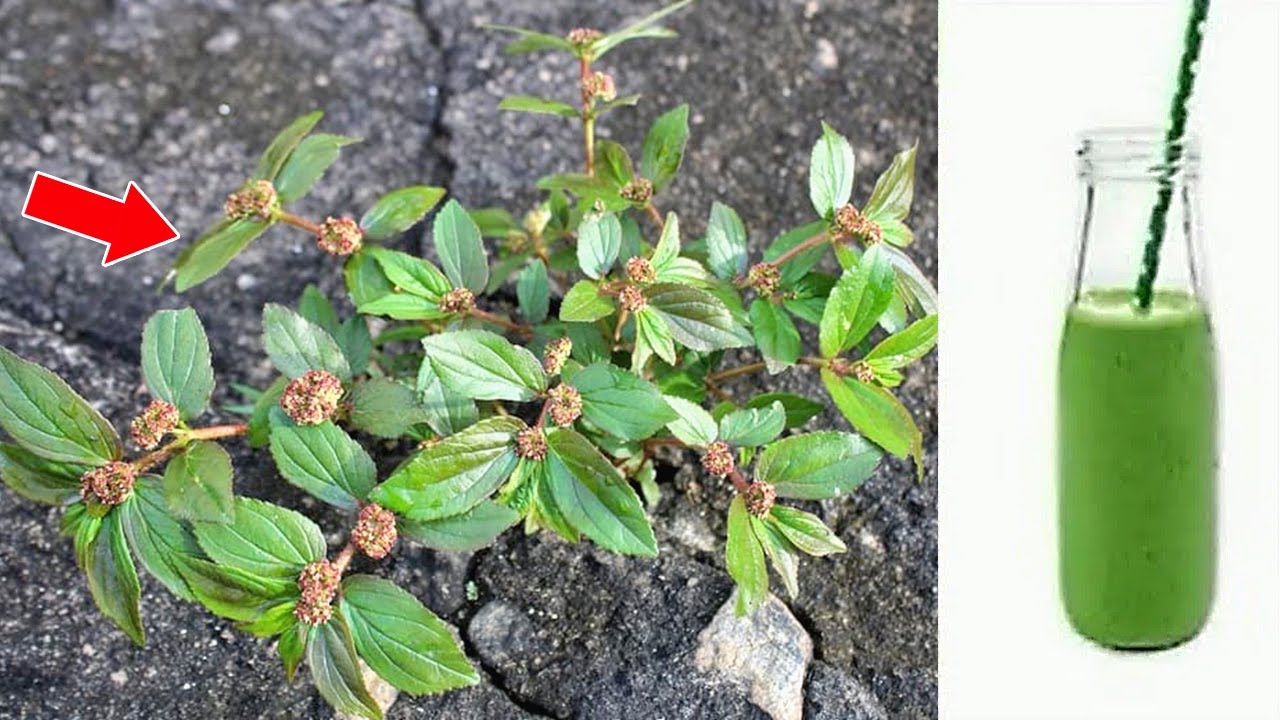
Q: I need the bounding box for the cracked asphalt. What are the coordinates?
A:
[0,1,937,718]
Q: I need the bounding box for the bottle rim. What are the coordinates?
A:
[1076,127,1200,180]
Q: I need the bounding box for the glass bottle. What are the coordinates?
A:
[1057,129,1216,649]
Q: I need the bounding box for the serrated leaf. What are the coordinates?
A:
[420,330,545,402]
[706,202,748,280]
[348,378,429,439]
[569,363,677,440]
[347,250,446,321]
[498,95,579,118]
[662,396,717,447]
[545,428,656,556]
[718,401,785,447]
[274,133,360,203]
[749,299,801,372]
[753,515,800,598]
[0,347,121,465]
[863,143,918,224]
[768,506,847,557]
[639,105,689,191]
[269,421,375,510]
[883,244,939,319]
[415,358,478,437]
[591,0,692,59]
[370,417,522,521]
[725,496,768,616]
[121,477,202,602]
[822,370,921,465]
[84,510,145,645]
[634,308,676,366]
[360,186,446,240]
[141,308,215,420]
[340,575,478,695]
[173,555,294,622]
[262,304,351,381]
[644,283,752,352]
[864,314,938,369]
[560,280,615,322]
[485,24,576,55]
[594,140,635,190]
[279,623,308,681]
[194,497,326,577]
[365,247,451,303]
[818,244,895,358]
[253,110,323,181]
[650,212,681,269]
[307,616,383,720]
[808,121,855,219]
[765,221,829,285]
[247,377,287,449]
[432,199,488,293]
[516,261,550,324]
[173,219,270,293]
[0,442,85,505]
[163,441,235,524]
[576,213,623,279]
[757,429,882,499]
[744,393,824,429]
[398,501,520,552]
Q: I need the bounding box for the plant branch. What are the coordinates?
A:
[727,469,750,494]
[276,210,322,235]
[332,542,357,575]
[580,56,595,177]
[131,423,247,473]
[645,203,664,231]
[766,230,829,268]
[469,307,533,337]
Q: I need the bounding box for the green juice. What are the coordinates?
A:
[1057,287,1216,649]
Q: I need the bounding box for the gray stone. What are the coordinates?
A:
[695,592,813,720]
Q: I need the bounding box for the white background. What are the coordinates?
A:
[939,1,1280,718]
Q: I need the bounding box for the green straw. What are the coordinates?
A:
[1134,0,1210,310]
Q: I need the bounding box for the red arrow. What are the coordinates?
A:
[21,171,180,267]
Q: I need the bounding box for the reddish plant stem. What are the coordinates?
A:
[579,56,595,177]
[276,210,322,235]
[332,542,357,575]
[704,356,827,386]
[469,307,533,337]
[614,308,629,343]
[131,423,248,473]
[645,203,664,231]
[534,399,551,429]
[766,230,830,268]
[727,469,750,494]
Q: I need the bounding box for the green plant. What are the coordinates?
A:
[0,2,936,717]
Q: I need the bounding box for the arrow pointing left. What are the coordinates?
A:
[21,171,180,267]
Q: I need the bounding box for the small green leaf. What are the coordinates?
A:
[0,347,121,465]
[725,496,768,616]
[864,314,938,369]
[274,133,361,203]
[278,623,308,681]
[269,421,375,510]
[173,219,270,292]
[749,299,801,372]
[194,497,326,578]
[644,283,752,352]
[498,95,579,118]
[516,261,550,324]
[121,477,202,602]
[597,94,643,115]
[247,377,287,449]
[744,393,824,429]
[262,304,351,380]
[768,506,847,556]
[882,245,938,320]
[348,378,429,439]
[340,575,479,695]
[570,363,677,440]
[808,121,855,219]
[662,396,717,447]
[718,401,786,447]
[253,110,323,181]
[420,330,546,402]
[469,207,519,238]
[370,417,522,521]
[0,443,85,505]
[485,24,576,55]
[639,104,690,191]
[432,199,488,293]
[822,370,921,464]
[577,213,623,279]
[174,555,294,622]
[706,202,748,280]
[752,515,800,598]
[307,616,383,720]
[398,501,520,552]
[365,247,452,304]
[634,308,677,366]
[416,359,478,437]
[756,430,882,499]
[650,212,681,269]
[594,140,636,190]
[818,244,895,358]
[163,441,235,524]
[141,308,215,420]
[591,0,692,59]
[560,280,615,322]
[545,428,657,556]
[360,186,447,240]
[84,511,145,645]
[863,143,918,224]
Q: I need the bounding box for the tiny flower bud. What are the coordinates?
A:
[747,263,782,297]
[619,285,647,313]
[130,399,180,450]
[828,358,853,377]
[439,287,476,315]
[852,361,877,384]
[582,71,617,102]
[224,179,279,221]
[546,384,583,427]
[317,216,362,256]
[701,441,735,478]
[294,599,333,626]
[743,482,777,518]
[295,559,341,626]
[80,461,137,506]
[352,504,397,560]
[523,205,551,236]
[619,178,654,205]
[504,230,530,252]
[625,256,657,285]
[543,337,573,376]
[516,427,548,461]
[566,27,603,47]
[280,370,344,426]
[832,204,882,244]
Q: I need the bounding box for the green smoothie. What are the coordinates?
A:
[1057,287,1216,649]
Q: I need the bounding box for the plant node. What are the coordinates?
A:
[743,481,777,518]
[832,204,882,244]
[542,337,573,375]
[852,361,876,384]
[223,179,279,221]
[130,399,180,450]
[294,560,341,626]
[80,461,137,506]
[516,427,548,461]
[747,262,781,297]
[352,504,397,560]
[566,27,603,47]
[546,384,583,426]
[619,177,654,205]
[618,285,648,313]
[625,256,657,285]
[439,287,476,315]
[279,370,344,426]
[317,216,363,256]
[582,71,617,103]
[701,440,735,478]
